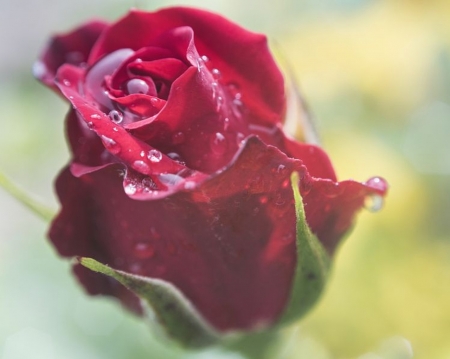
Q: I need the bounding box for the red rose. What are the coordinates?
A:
[35,8,387,335]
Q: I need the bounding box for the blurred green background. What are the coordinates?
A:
[1,0,450,358]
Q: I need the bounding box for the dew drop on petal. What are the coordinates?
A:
[277,164,286,174]
[101,135,120,154]
[133,241,156,259]
[87,121,95,129]
[109,110,123,124]
[236,132,245,146]
[147,149,162,163]
[232,98,244,118]
[184,181,196,190]
[365,176,389,193]
[133,160,149,173]
[63,79,71,87]
[90,114,102,119]
[211,132,227,155]
[140,151,145,157]
[211,68,221,79]
[216,96,224,112]
[201,55,209,63]
[364,194,384,212]
[126,78,149,95]
[159,173,183,187]
[124,182,137,195]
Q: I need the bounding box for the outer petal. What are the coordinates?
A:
[34,20,107,91]
[49,137,385,332]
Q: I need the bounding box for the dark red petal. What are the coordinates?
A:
[128,58,188,82]
[89,8,284,127]
[49,137,385,332]
[34,20,107,90]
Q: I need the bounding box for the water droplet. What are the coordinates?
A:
[364,195,384,212]
[101,135,120,154]
[216,96,223,112]
[63,79,71,86]
[87,121,95,129]
[90,114,102,120]
[140,151,145,157]
[147,149,162,163]
[113,127,119,132]
[167,152,186,165]
[126,78,149,95]
[365,176,388,193]
[159,173,183,187]
[223,117,230,131]
[232,98,244,118]
[211,68,221,79]
[133,241,156,259]
[109,110,123,124]
[124,182,137,195]
[211,132,227,155]
[236,132,245,146]
[184,181,196,190]
[201,55,209,62]
[277,164,286,174]
[133,160,149,173]
[172,131,185,145]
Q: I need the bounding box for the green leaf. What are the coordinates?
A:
[0,171,55,222]
[79,257,220,349]
[276,172,331,327]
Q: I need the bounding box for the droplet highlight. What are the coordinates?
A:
[147,149,162,163]
[109,110,123,124]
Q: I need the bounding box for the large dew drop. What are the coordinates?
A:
[133,160,149,174]
[126,78,150,95]
[365,176,388,193]
[147,149,162,163]
[364,194,384,212]
[101,135,120,154]
[124,182,137,195]
[109,110,123,124]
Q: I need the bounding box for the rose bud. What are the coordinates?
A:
[34,7,388,349]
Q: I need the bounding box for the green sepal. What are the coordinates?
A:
[79,257,220,349]
[276,172,331,327]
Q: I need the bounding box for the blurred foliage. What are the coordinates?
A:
[1,0,450,358]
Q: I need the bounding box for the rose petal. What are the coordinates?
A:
[34,20,107,91]
[49,136,384,331]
